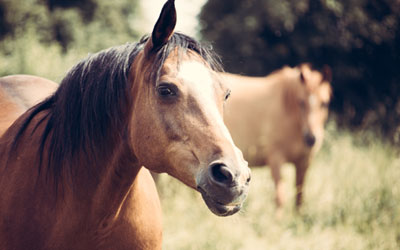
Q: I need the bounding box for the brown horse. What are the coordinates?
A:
[0,1,251,249]
[0,75,57,136]
[222,64,331,212]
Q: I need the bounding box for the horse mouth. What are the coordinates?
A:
[197,186,243,216]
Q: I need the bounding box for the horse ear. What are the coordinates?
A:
[300,71,305,84]
[145,0,176,54]
[322,65,332,83]
[298,63,310,85]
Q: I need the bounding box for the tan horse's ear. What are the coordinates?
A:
[299,63,310,85]
[145,0,176,54]
[322,65,332,83]
[300,71,305,84]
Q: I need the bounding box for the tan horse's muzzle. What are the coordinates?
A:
[196,158,251,216]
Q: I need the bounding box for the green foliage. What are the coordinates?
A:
[200,0,400,140]
[0,0,140,81]
[159,125,400,249]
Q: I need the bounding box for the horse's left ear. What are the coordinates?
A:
[299,63,310,85]
[145,0,176,54]
[300,71,305,84]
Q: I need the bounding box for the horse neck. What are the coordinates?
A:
[86,142,141,222]
[83,142,162,245]
[37,104,142,221]
[83,72,142,212]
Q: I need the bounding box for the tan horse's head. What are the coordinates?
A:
[128,0,250,216]
[285,64,332,151]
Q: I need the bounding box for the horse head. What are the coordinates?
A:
[128,0,251,216]
[295,63,332,150]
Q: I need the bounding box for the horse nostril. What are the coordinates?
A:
[246,175,251,183]
[210,163,234,186]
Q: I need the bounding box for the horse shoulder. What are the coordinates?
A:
[0,115,55,250]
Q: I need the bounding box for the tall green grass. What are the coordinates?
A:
[157,124,400,250]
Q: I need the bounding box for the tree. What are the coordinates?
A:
[0,0,140,52]
[0,0,141,79]
[200,0,400,140]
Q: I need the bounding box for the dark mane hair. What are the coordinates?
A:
[10,32,223,183]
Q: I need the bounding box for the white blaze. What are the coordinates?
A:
[177,61,235,145]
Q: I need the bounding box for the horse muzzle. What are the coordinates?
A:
[196,161,251,216]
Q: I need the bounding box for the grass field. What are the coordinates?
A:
[157,124,400,250]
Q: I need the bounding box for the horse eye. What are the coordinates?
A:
[299,100,306,108]
[321,102,329,108]
[224,89,231,101]
[157,83,177,97]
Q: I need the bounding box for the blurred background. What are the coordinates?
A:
[0,0,399,249]
[200,0,400,144]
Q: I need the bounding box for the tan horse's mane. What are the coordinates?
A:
[9,32,223,185]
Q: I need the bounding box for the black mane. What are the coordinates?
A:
[11,32,222,182]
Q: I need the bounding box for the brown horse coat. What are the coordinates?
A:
[0,75,57,136]
[223,64,332,210]
[0,1,251,249]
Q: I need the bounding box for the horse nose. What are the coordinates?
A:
[197,159,251,216]
[209,161,251,187]
[304,133,316,147]
[209,162,235,187]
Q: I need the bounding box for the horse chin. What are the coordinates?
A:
[197,187,243,216]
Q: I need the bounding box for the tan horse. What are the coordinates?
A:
[223,64,331,212]
[0,1,251,249]
[0,75,57,136]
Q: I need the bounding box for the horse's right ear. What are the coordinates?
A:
[322,65,332,83]
[144,0,176,55]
